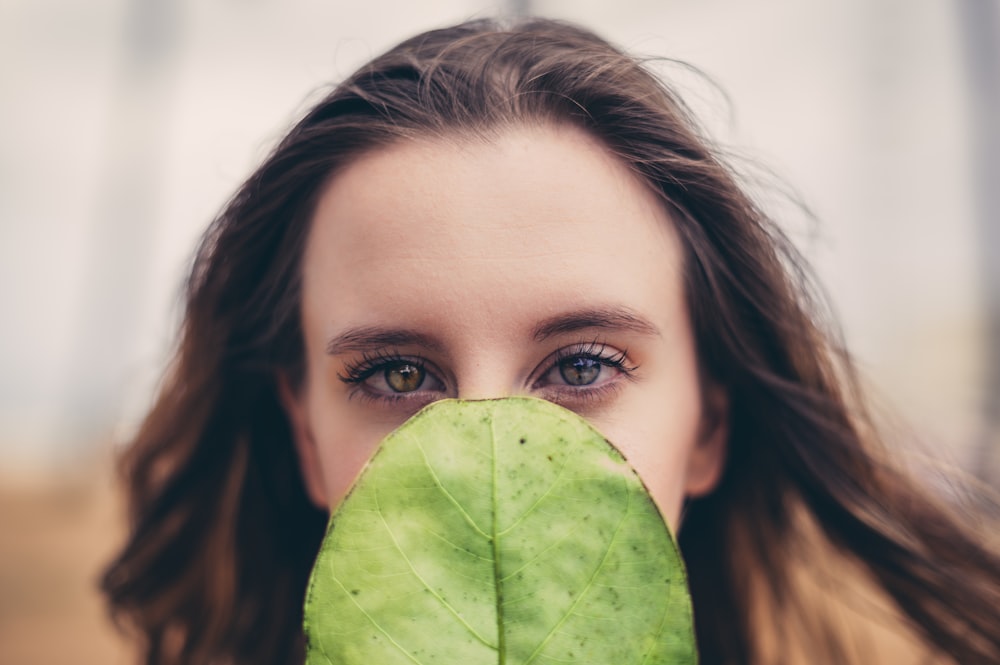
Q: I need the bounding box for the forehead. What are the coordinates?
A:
[302,124,686,343]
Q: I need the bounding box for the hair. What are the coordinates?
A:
[102,17,1000,665]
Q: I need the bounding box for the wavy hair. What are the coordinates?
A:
[102,17,1000,664]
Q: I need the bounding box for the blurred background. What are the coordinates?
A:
[1,0,997,663]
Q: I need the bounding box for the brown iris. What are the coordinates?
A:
[385,363,425,392]
[558,357,601,386]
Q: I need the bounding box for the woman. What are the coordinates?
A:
[101,17,1000,665]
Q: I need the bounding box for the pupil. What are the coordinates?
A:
[559,357,600,386]
[386,363,424,392]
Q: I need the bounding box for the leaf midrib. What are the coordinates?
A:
[490,405,507,665]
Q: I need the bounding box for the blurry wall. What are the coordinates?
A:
[1,0,995,477]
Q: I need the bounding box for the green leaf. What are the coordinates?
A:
[303,397,697,665]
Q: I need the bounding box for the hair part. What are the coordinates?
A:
[102,17,1000,665]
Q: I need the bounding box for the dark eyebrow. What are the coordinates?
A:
[326,308,658,354]
[531,306,661,341]
[325,326,445,356]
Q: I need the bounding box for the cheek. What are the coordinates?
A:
[305,389,403,509]
[592,377,704,530]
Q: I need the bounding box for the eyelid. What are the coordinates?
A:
[338,350,445,389]
[530,340,637,389]
[552,341,634,370]
[337,350,448,414]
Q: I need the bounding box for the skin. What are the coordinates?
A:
[280,123,728,530]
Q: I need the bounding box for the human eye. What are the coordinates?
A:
[532,341,637,405]
[338,350,446,406]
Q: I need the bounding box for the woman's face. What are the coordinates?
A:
[280,124,727,529]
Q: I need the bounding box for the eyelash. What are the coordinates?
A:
[337,341,638,410]
[547,340,635,375]
[338,349,432,402]
[536,341,638,407]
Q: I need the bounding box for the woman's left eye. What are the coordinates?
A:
[536,345,635,391]
[556,356,603,386]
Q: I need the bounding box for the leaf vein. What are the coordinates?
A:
[490,405,507,665]
[522,476,632,665]
[639,575,672,665]
[373,479,498,650]
[421,525,494,562]
[328,571,424,665]
[496,454,570,536]
[409,432,491,539]
[499,522,582,582]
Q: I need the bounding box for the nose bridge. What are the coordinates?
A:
[452,345,523,401]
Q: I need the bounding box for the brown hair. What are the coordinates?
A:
[102,17,1000,664]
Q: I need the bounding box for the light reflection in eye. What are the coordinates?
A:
[558,356,602,386]
[385,363,425,392]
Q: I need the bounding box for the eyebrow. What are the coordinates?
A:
[325,326,445,356]
[531,306,660,341]
[325,306,660,355]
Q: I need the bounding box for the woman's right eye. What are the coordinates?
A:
[339,355,446,402]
